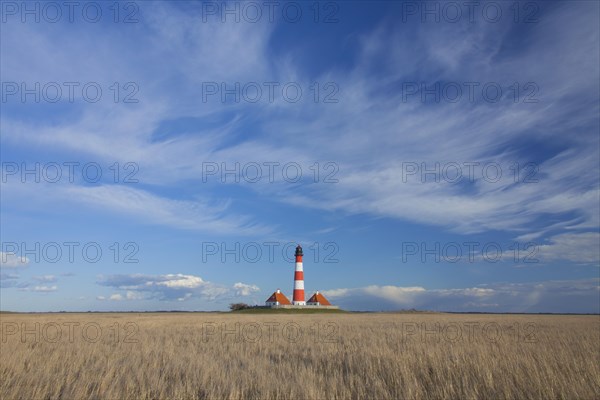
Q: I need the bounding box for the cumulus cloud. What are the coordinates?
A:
[324,279,599,313]
[98,291,143,301]
[97,273,259,302]
[233,282,261,296]
[96,290,144,301]
[0,252,29,268]
[30,286,58,293]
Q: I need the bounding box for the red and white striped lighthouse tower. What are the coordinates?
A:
[292,244,306,305]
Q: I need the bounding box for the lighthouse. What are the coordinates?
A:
[292,244,306,305]
[264,243,339,309]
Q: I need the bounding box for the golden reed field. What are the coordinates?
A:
[1,312,599,399]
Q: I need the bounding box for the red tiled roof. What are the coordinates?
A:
[307,292,331,306]
[266,291,292,305]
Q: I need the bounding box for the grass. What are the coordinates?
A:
[1,313,598,399]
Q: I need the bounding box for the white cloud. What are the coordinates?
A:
[0,252,29,268]
[32,275,57,283]
[324,279,600,313]
[177,293,192,302]
[0,2,277,237]
[97,273,259,302]
[233,282,260,296]
[0,273,23,288]
[154,274,204,289]
[98,291,143,301]
[0,2,598,241]
[126,291,143,300]
[538,232,600,264]
[31,286,58,293]
[1,182,276,236]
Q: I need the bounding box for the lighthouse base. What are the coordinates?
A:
[268,304,340,309]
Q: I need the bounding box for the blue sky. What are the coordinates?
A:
[1,1,599,312]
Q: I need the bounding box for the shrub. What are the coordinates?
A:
[229,303,250,311]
